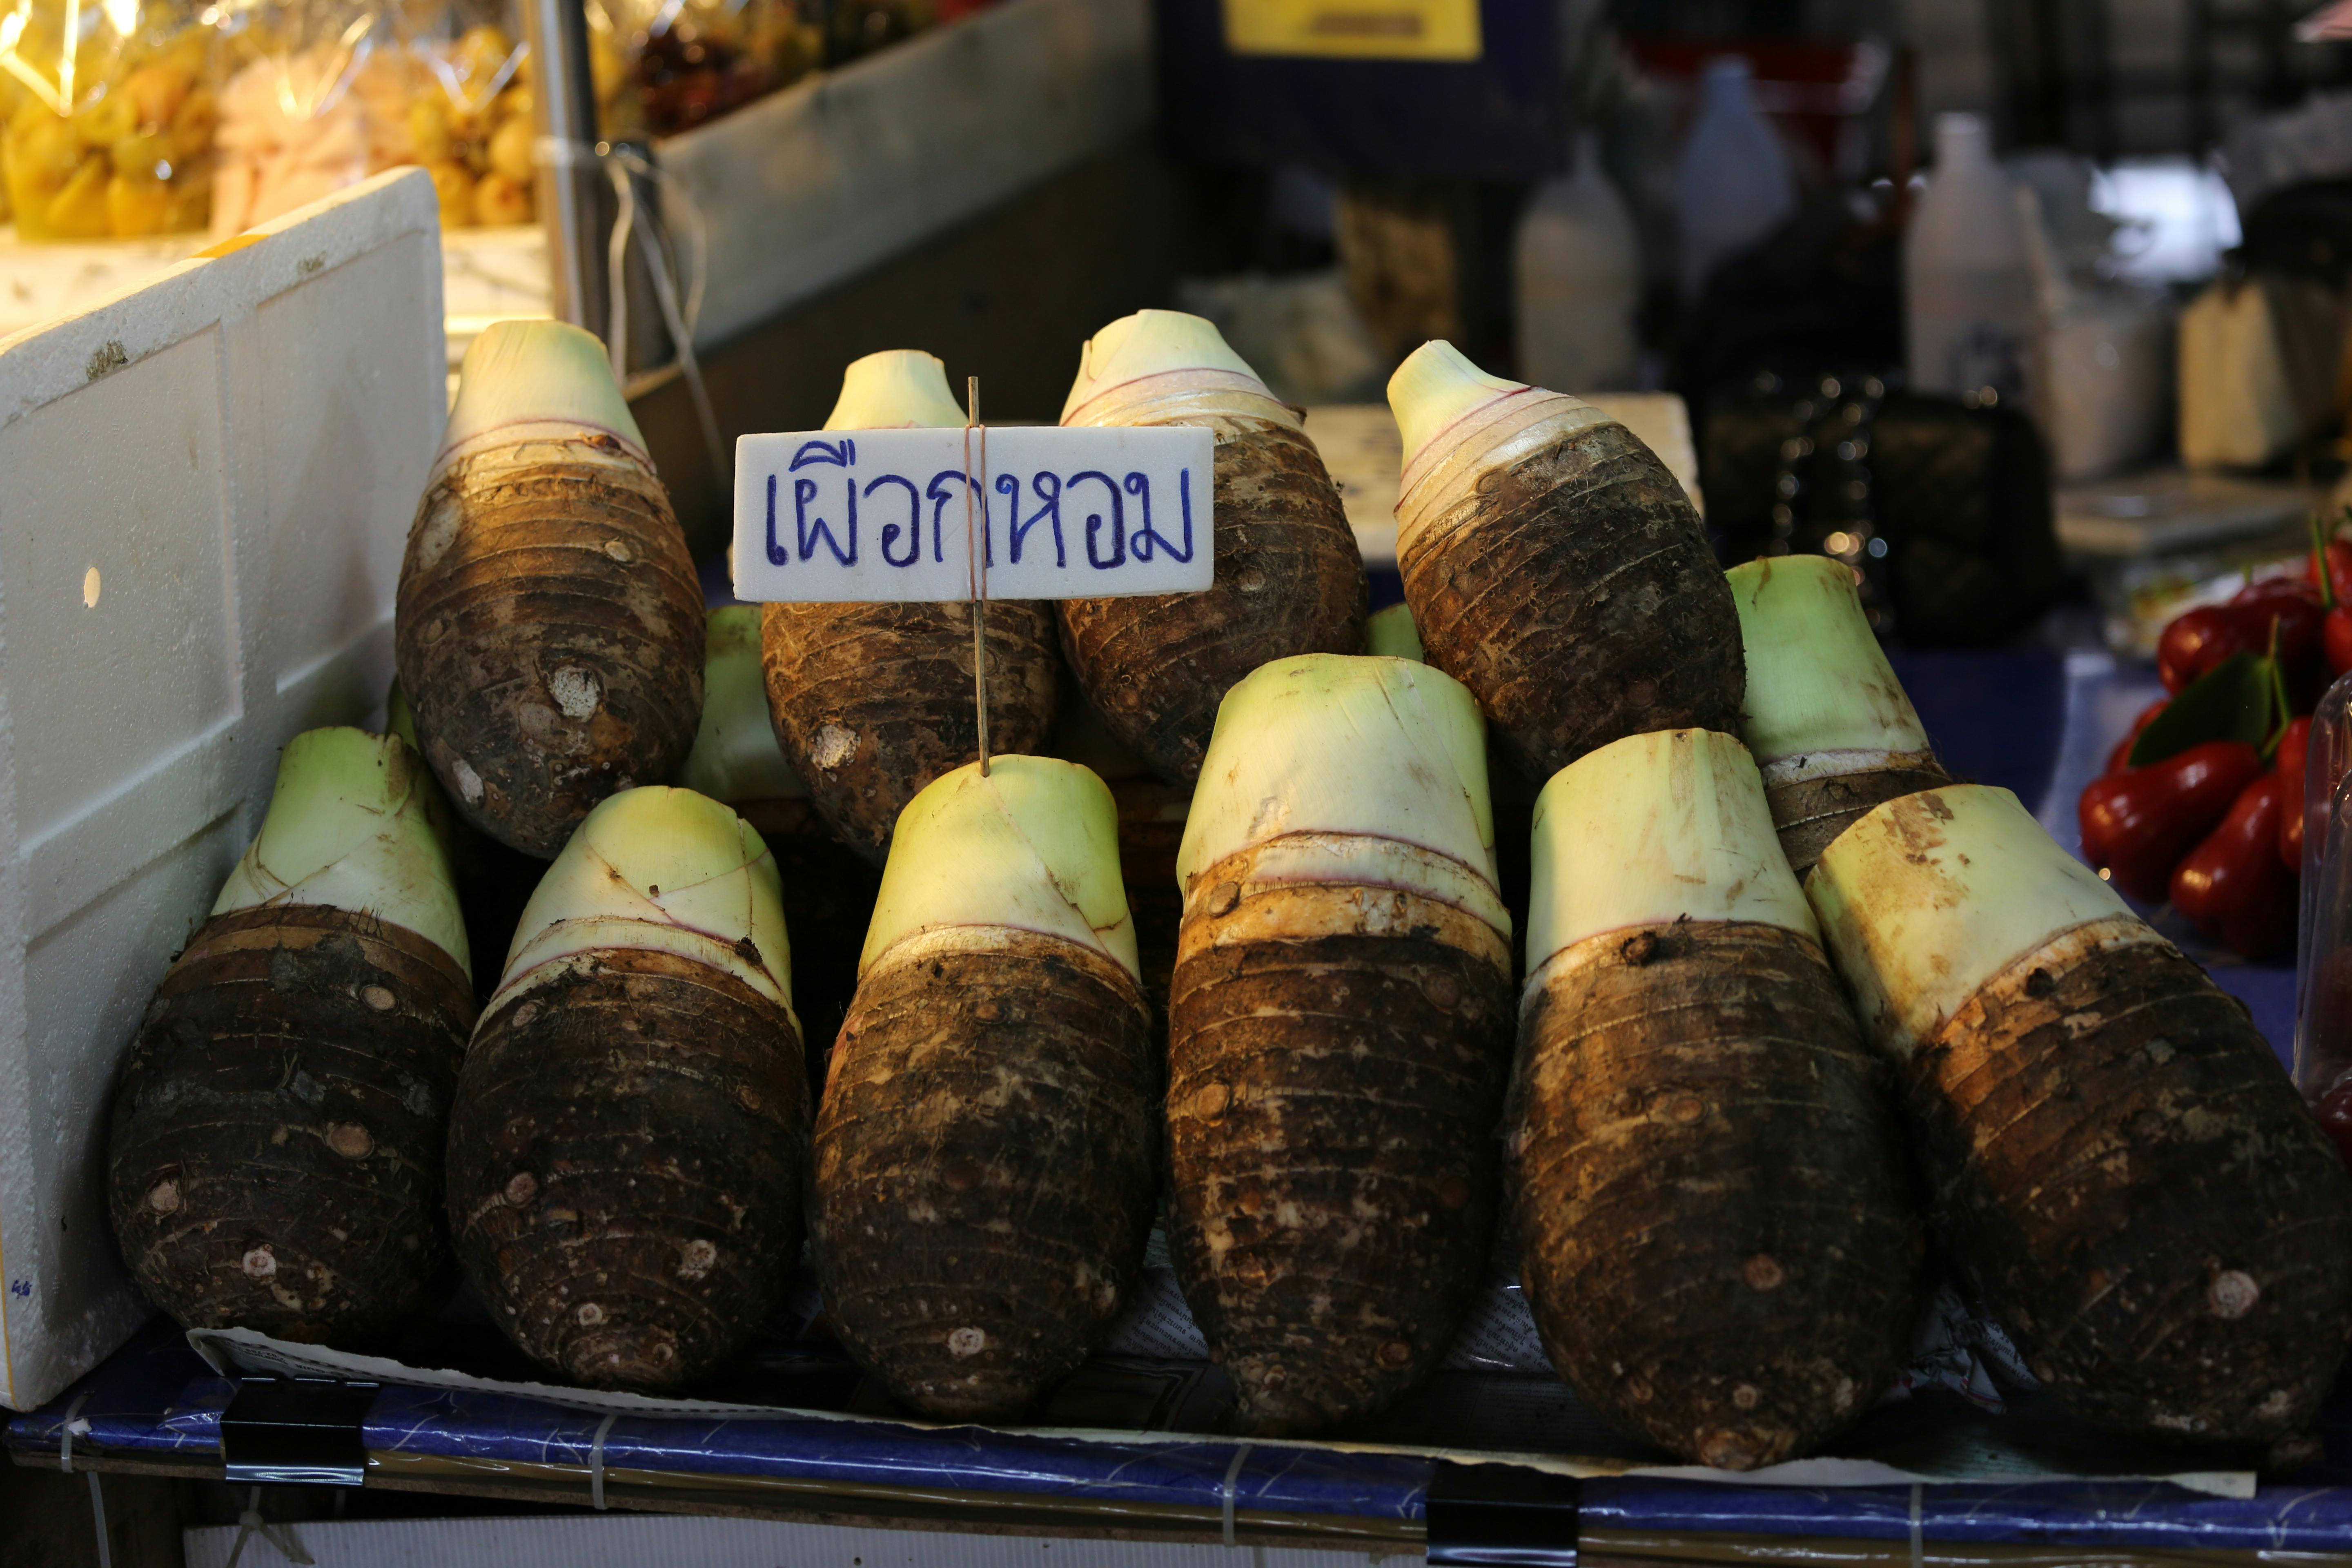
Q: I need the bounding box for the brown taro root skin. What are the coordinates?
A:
[1167,870,1514,1435]
[1059,422,1368,786]
[107,906,477,1345]
[1402,423,1742,780]
[1110,775,1192,1023]
[737,797,884,1090]
[1507,919,1922,1469]
[1903,920,2352,1441]
[446,947,808,1391]
[760,601,1060,864]
[811,935,1158,1421]
[1766,760,1952,879]
[396,437,706,859]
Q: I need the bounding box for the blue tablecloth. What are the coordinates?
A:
[14,1320,2352,1551]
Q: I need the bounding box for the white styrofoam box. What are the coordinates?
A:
[0,166,447,1410]
[184,1514,1419,1568]
[660,0,1152,350]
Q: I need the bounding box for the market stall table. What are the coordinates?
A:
[8,625,2336,1563]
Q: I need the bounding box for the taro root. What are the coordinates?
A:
[1167,655,1514,1435]
[1387,340,1741,780]
[683,604,880,1075]
[1727,555,1949,876]
[760,350,1059,864]
[445,787,806,1390]
[1046,683,1188,1023]
[811,757,1157,1420]
[396,319,705,859]
[1057,310,1368,785]
[388,677,543,1006]
[107,728,476,1345]
[1365,601,1425,661]
[1810,785,2352,1444]
[1507,728,1922,1470]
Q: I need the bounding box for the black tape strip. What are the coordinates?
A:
[220,1377,379,1487]
[1425,1459,1581,1566]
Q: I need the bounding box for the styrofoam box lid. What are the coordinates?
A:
[0,167,447,1410]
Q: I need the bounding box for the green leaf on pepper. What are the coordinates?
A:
[2129,651,2285,768]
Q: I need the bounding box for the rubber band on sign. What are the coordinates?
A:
[58,1390,89,1472]
[1220,1441,1254,1548]
[590,1412,619,1510]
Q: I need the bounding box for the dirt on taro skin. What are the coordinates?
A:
[1508,918,1923,1470]
[396,439,705,859]
[1903,920,2352,1444]
[812,935,1159,1422]
[1403,421,1742,780]
[108,906,477,1346]
[1059,420,1367,788]
[760,600,1060,865]
[445,947,808,1391]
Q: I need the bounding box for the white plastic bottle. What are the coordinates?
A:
[1516,131,1642,392]
[1905,113,2039,409]
[1673,56,1796,299]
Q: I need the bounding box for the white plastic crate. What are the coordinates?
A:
[0,167,447,1410]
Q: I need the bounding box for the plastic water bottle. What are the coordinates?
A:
[1673,56,1796,298]
[1515,132,1641,393]
[1906,113,2039,409]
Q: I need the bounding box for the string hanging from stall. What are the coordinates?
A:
[965,375,990,776]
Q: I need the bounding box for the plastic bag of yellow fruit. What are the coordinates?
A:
[209,0,428,238]
[0,0,219,241]
[207,0,537,238]
[409,16,535,228]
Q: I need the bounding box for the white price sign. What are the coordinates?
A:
[731,426,1216,602]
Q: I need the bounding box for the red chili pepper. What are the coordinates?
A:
[2235,576,2321,606]
[2326,605,2352,679]
[2162,590,2324,697]
[2105,698,2168,775]
[2172,771,2298,959]
[2079,740,2265,903]
[2279,715,2313,872]
[2319,1082,2352,1169]
[2311,539,2352,604]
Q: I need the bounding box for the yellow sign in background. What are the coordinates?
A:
[1221,0,1484,62]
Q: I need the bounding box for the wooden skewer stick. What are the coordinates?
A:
[964,375,989,777]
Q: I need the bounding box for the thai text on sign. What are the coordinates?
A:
[731,426,1217,602]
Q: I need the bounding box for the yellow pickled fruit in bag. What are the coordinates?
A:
[472,170,530,225]
[71,92,136,151]
[162,168,208,231]
[42,157,114,238]
[110,129,170,180]
[106,169,170,236]
[9,100,79,185]
[408,98,453,164]
[487,115,532,184]
[454,25,514,92]
[167,87,215,163]
[427,160,474,228]
[119,59,195,131]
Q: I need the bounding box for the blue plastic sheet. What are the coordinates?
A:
[16,1320,2352,1550]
